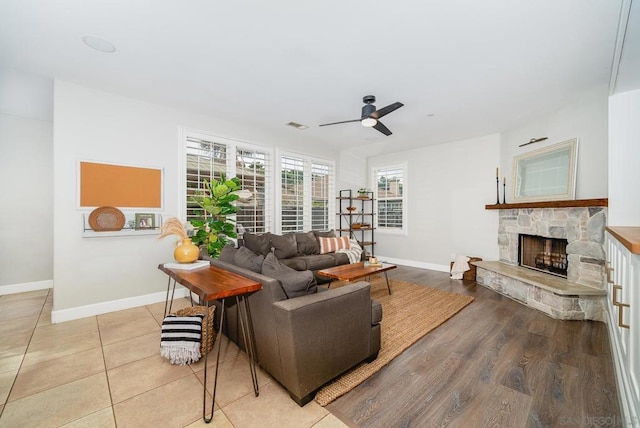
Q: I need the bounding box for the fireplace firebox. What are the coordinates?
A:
[518,234,568,278]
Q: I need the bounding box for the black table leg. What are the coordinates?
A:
[237,295,259,396]
[384,271,392,295]
[203,298,224,423]
[163,278,177,318]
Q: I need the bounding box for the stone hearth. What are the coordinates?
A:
[476,204,608,320]
[474,261,606,320]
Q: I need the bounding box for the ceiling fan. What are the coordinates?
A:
[319,95,404,136]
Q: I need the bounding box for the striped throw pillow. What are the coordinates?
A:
[318,236,350,254]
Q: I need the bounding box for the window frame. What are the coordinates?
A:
[276,149,335,234]
[372,162,407,235]
[180,128,274,233]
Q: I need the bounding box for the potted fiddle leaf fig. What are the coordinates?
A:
[189,175,242,258]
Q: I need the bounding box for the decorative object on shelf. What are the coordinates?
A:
[357,188,370,199]
[158,217,199,263]
[88,206,126,231]
[365,256,382,267]
[135,213,156,230]
[503,177,506,205]
[495,167,500,204]
[174,238,200,263]
[190,175,248,259]
[346,206,357,212]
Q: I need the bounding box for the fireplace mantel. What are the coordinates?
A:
[485,198,607,210]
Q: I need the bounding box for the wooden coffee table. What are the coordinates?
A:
[318,262,396,294]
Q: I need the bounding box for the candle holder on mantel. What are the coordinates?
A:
[496,177,500,204]
[503,179,506,205]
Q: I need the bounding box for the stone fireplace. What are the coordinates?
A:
[499,206,607,287]
[474,201,608,320]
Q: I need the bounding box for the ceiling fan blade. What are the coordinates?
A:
[319,118,361,127]
[371,102,404,120]
[373,121,392,136]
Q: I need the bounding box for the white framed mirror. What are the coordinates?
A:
[512,138,578,203]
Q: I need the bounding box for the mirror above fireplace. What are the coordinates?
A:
[512,138,578,203]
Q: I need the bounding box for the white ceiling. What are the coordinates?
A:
[1,0,638,153]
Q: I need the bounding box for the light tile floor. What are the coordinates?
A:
[0,290,348,428]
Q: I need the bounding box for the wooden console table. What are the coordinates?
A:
[158,263,262,423]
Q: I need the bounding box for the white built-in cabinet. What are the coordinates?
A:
[605,227,640,427]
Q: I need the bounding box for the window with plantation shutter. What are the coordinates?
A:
[279,153,335,233]
[185,137,228,223]
[183,131,273,234]
[235,148,271,233]
[311,161,332,231]
[374,164,406,232]
[280,156,305,232]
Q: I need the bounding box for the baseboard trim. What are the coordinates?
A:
[604,306,640,426]
[375,255,450,273]
[51,288,191,324]
[0,279,53,295]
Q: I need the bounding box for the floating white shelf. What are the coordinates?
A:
[81,212,163,238]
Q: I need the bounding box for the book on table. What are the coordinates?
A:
[162,260,210,270]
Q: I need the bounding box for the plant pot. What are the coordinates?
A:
[174,238,199,263]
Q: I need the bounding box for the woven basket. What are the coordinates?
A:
[175,305,216,354]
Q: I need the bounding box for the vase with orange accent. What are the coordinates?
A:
[174,238,199,263]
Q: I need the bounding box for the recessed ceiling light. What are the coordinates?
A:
[82,35,116,53]
[286,122,308,130]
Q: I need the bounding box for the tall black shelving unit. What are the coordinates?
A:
[336,189,375,256]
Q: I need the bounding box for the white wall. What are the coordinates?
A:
[500,86,609,201]
[52,80,338,320]
[608,88,640,226]
[0,69,53,291]
[363,134,501,270]
[336,150,368,193]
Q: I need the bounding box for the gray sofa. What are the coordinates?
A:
[240,231,363,284]
[203,243,382,406]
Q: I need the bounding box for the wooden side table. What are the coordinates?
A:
[158,263,262,423]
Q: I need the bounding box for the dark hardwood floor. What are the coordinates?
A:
[327,266,622,428]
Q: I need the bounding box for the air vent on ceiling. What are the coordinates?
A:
[286,122,308,130]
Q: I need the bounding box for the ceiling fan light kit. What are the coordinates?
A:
[361,117,377,127]
[319,95,404,136]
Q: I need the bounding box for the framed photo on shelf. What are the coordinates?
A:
[135,213,155,230]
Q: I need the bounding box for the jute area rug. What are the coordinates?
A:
[314,278,474,406]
